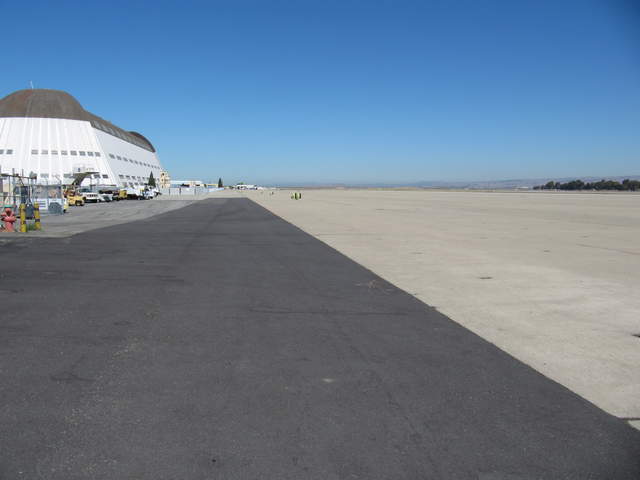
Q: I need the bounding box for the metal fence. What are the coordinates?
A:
[159,187,224,196]
[32,185,65,215]
[1,167,65,215]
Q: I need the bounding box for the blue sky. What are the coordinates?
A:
[1,0,638,184]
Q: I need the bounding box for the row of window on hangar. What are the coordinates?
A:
[118,175,149,188]
[0,149,104,158]
[38,172,110,180]
[1,150,160,173]
[31,149,102,157]
[108,153,160,170]
[118,174,148,182]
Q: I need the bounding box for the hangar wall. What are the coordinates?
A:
[0,89,164,188]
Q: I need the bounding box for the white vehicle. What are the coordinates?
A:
[126,187,141,199]
[141,189,155,200]
[83,192,101,203]
[126,186,155,200]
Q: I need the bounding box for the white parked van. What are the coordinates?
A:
[83,192,101,203]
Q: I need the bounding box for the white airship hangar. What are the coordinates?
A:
[0,89,165,188]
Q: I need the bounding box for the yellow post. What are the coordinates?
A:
[19,204,26,233]
[34,203,41,230]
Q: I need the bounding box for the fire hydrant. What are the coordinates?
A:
[1,207,17,232]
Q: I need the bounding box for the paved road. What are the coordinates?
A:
[1,198,638,479]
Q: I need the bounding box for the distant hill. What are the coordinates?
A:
[277,175,640,189]
[405,175,640,190]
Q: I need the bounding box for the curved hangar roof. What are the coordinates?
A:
[0,89,156,152]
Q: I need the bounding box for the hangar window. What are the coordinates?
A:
[116,155,121,160]
[41,149,48,154]
[126,175,131,179]
[93,174,100,179]
[31,149,38,154]
[40,174,49,179]
[5,149,12,154]
[102,174,108,179]
[52,150,58,155]
[109,154,115,159]
[87,151,94,156]
[0,150,3,154]
[119,175,124,178]
[63,174,73,178]
[70,150,77,156]
[95,152,101,157]
[61,150,68,155]
[79,151,86,156]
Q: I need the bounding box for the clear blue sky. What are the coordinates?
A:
[1,0,638,184]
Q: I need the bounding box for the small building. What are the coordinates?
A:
[159,170,171,188]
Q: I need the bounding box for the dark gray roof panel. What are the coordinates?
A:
[0,89,156,152]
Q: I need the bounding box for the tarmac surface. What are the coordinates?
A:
[247,189,640,422]
[1,198,639,479]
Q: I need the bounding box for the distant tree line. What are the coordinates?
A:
[534,179,640,191]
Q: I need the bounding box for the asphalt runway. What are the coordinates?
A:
[1,198,638,479]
